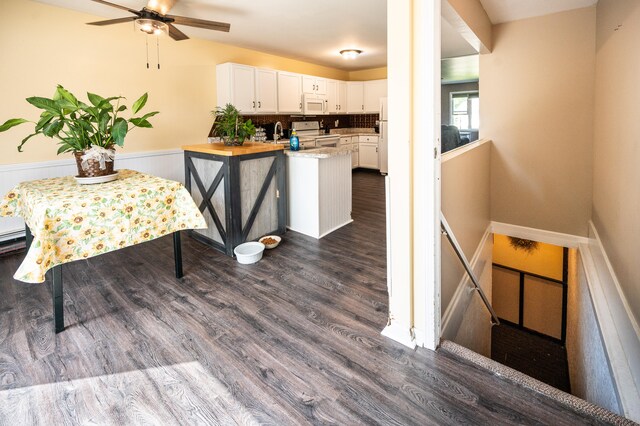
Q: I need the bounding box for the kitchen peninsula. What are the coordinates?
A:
[182,142,286,256]
[286,146,352,238]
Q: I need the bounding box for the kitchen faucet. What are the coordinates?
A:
[273,121,283,142]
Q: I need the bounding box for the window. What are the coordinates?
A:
[450,91,479,130]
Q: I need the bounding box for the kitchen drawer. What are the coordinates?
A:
[339,136,352,146]
[359,135,378,143]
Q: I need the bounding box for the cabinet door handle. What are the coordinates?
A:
[299,102,302,109]
[253,101,256,108]
[258,101,261,108]
[362,105,364,111]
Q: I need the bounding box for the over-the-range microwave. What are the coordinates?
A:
[302,93,326,115]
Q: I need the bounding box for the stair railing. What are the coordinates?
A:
[440,212,500,325]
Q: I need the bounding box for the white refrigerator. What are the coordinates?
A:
[379,97,388,175]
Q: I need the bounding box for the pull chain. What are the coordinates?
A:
[156,36,160,70]
[145,35,150,69]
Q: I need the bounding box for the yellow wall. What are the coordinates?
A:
[0,0,350,165]
[592,0,640,323]
[348,67,388,81]
[480,7,596,236]
[493,234,564,280]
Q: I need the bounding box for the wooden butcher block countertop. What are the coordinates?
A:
[182,142,284,157]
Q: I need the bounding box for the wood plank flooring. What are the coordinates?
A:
[0,169,614,425]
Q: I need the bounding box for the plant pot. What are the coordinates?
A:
[74,149,115,178]
[223,137,245,147]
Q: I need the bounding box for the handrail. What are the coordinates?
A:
[440,212,500,325]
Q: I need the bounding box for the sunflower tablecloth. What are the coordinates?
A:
[0,169,206,283]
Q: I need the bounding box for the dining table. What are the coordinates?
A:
[0,169,207,333]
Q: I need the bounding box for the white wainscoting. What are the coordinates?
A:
[577,222,640,422]
[0,149,184,241]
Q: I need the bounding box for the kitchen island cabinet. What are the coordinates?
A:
[286,147,352,238]
[182,143,286,256]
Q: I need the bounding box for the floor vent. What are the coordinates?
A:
[438,340,634,425]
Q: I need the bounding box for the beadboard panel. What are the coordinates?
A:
[0,150,184,241]
[286,154,352,239]
[318,154,353,238]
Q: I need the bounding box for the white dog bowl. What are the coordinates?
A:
[234,242,265,264]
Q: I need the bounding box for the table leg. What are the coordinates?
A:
[52,265,64,333]
[25,224,33,249]
[173,231,183,279]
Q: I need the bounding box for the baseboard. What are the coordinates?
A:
[441,224,492,339]
[381,320,417,349]
[579,221,640,422]
[0,149,184,242]
[491,221,589,248]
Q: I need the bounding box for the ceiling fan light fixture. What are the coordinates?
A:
[340,49,362,59]
[135,18,168,36]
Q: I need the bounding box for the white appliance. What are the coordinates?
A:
[379,97,388,174]
[291,121,340,149]
[302,94,326,115]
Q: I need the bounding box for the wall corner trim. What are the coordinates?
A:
[490,221,589,248]
[579,221,640,422]
[381,321,418,349]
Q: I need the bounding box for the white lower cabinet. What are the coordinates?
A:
[358,142,379,169]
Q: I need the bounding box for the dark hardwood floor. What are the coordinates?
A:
[0,169,611,424]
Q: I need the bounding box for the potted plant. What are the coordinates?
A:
[212,103,255,146]
[0,85,158,177]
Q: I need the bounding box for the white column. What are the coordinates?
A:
[382,0,441,350]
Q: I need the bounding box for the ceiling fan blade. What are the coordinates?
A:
[89,0,139,15]
[87,17,136,26]
[167,23,189,41]
[146,0,176,15]
[166,15,231,32]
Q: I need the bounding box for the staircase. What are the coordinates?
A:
[438,340,635,425]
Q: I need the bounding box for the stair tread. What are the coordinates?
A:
[438,340,634,426]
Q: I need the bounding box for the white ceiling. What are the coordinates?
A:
[32,0,597,72]
[34,0,388,71]
[479,0,598,24]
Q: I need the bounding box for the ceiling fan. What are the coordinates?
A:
[87,0,231,41]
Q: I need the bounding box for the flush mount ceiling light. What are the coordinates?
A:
[340,49,363,59]
[135,18,168,36]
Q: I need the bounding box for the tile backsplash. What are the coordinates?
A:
[208,113,379,136]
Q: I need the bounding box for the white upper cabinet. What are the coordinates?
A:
[326,80,338,114]
[217,62,386,116]
[216,63,278,114]
[302,76,327,96]
[277,71,303,114]
[217,63,255,114]
[347,82,364,114]
[363,79,387,113]
[255,68,278,113]
[338,81,347,113]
